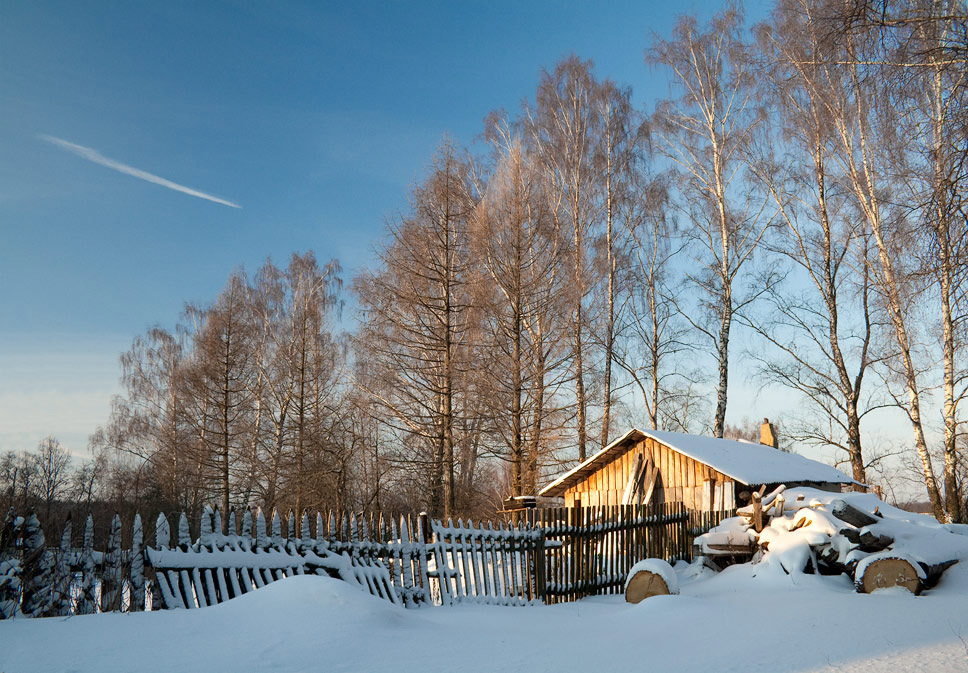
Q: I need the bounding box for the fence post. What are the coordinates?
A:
[534,526,546,603]
[572,497,582,602]
[419,512,431,544]
[679,503,688,561]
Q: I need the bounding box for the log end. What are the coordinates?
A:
[625,570,671,603]
[855,556,923,595]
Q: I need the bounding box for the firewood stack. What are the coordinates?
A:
[697,489,961,595]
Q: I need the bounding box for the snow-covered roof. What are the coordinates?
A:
[538,428,853,496]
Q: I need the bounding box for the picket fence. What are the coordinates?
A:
[1,502,722,618]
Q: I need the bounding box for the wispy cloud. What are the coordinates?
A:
[39,134,241,209]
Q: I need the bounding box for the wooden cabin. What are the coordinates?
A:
[538,428,854,512]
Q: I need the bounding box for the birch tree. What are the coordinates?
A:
[824,8,945,517]
[93,325,200,511]
[747,0,887,487]
[612,168,687,432]
[889,0,968,520]
[593,79,643,446]
[649,7,773,438]
[526,56,602,461]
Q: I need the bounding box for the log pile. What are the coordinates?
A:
[697,489,962,595]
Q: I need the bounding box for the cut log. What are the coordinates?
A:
[855,555,924,594]
[919,559,958,589]
[857,531,893,552]
[625,570,672,603]
[840,528,862,544]
[831,500,879,528]
[817,547,850,576]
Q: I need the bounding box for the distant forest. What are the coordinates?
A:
[4,0,967,531]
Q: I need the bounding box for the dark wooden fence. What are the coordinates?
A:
[1,502,724,617]
[527,503,689,603]
[687,508,737,546]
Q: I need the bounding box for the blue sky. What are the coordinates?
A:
[0,1,783,457]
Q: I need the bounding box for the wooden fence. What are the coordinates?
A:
[528,503,690,603]
[429,519,545,606]
[0,502,722,617]
[687,508,738,546]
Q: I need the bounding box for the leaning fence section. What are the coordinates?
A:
[146,508,421,609]
[0,506,436,618]
[429,519,545,606]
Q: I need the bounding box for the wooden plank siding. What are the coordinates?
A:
[563,437,736,514]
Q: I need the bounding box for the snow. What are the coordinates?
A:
[5,489,968,672]
[642,429,854,485]
[4,565,968,673]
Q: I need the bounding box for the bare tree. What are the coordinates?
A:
[526,56,602,461]
[823,6,945,517]
[182,271,257,525]
[889,0,968,520]
[649,6,774,438]
[93,325,200,512]
[746,0,890,487]
[0,450,37,512]
[475,122,572,495]
[355,140,478,517]
[604,129,688,433]
[593,79,644,445]
[275,253,342,525]
[33,436,72,529]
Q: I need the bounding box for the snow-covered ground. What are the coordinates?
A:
[4,488,968,673]
[2,560,967,672]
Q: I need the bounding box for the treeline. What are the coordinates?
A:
[15,0,966,524]
[1,437,98,534]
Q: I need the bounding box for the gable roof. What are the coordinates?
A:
[538,428,853,497]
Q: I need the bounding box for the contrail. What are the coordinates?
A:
[39,134,241,209]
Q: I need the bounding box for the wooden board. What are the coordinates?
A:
[622,452,644,505]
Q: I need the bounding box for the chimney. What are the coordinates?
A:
[760,418,778,448]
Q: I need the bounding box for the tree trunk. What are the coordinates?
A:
[713,295,731,439]
[601,133,615,448]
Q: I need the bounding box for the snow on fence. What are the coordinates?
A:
[0,502,705,617]
[0,506,432,618]
[146,507,411,609]
[429,519,545,606]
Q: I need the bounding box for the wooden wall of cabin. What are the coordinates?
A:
[563,437,736,512]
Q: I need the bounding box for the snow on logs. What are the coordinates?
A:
[624,558,679,603]
[696,488,964,595]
